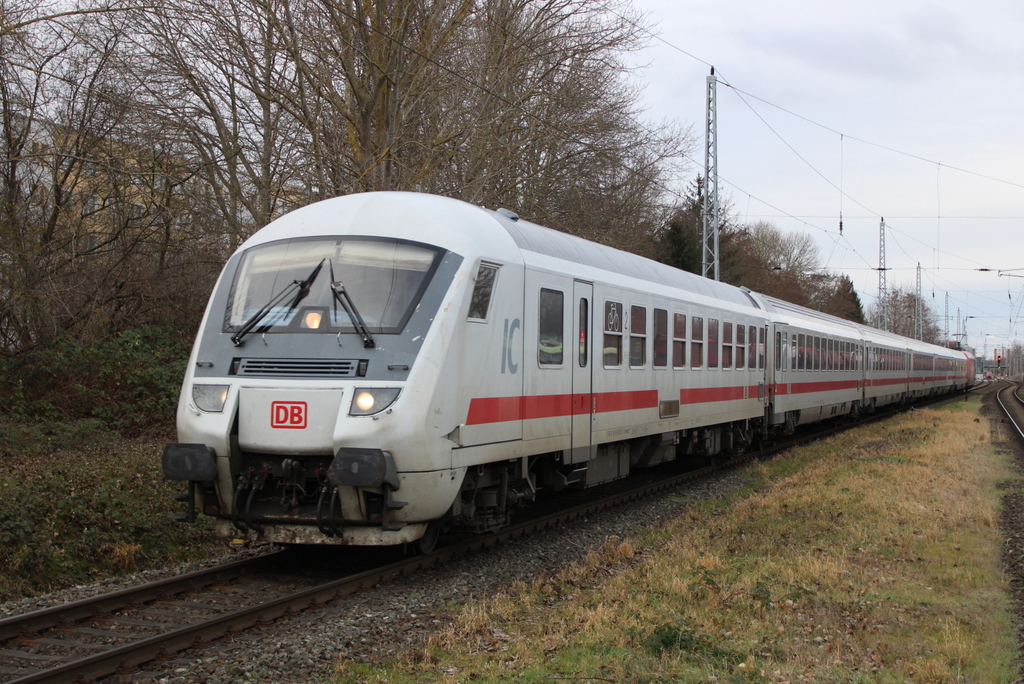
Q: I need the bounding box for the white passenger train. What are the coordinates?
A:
[163,192,974,550]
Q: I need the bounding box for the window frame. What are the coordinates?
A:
[467,262,500,322]
[653,308,668,368]
[690,316,704,369]
[707,318,720,369]
[672,313,687,369]
[537,288,564,367]
[629,305,647,368]
[603,300,623,368]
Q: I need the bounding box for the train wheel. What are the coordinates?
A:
[415,522,441,554]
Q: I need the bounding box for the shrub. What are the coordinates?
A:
[0,326,192,436]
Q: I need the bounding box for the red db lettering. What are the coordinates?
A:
[271,401,307,429]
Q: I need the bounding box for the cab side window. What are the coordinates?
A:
[467,263,499,321]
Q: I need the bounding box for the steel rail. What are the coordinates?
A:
[996,380,1024,441]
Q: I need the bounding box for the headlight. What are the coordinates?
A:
[349,388,400,416]
[193,384,230,412]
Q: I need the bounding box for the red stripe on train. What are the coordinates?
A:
[466,386,751,426]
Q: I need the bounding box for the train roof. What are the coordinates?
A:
[757,294,864,336]
[485,208,757,309]
[760,293,962,358]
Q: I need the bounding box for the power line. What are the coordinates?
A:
[716,82,1024,192]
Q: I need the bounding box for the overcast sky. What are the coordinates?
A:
[628,0,1024,356]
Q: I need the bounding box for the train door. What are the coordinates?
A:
[570,281,595,463]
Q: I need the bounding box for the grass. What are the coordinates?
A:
[336,396,1018,683]
[0,417,228,602]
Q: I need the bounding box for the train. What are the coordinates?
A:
[162,192,974,552]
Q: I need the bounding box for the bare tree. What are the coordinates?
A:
[449,0,693,245]
[0,0,700,353]
[121,0,308,247]
[868,285,942,343]
[727,221,821,307]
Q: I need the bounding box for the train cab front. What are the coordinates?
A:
[163,230,464,546]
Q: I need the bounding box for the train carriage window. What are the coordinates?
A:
[736,325,746,369]
[538,289,564,366]
[790,334,797,370]
[630,305,647,368]
[653,309,668,368]
[813,337,821,371]
[603,301,623,368]
[691,316,704,368]
[722,322,733,369]
[578,299,588,368]
[672,313,686,369]
[707,318,720,368]
[775,332,782,370]
[798,333,806,370]
[467,263,499,321]
[748,325,757,368]
[828,339,834,371]
[758,328,766,369]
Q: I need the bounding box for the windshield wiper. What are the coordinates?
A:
[329,260,376,348]
[231,259,326,347]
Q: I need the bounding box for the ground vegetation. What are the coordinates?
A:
[342,398,1017,682]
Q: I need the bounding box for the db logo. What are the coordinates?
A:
[271,401,307,429]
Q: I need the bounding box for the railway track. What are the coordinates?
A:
[995,380,1024,441]
[0,389,977,683]
[0,454,748,684]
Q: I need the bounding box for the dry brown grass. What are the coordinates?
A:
[339,398,1018,683]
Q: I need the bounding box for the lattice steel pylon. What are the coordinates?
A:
[878,219,888,332]
[702,68,720,281]
[944,292,949,344]
[916,263,923,340]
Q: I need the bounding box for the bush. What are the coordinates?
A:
[0,436,226,602]
[0,326,192,436]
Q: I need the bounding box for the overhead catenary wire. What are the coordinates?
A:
[312,0,1016,331]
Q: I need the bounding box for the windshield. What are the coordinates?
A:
[224,237,443,335]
